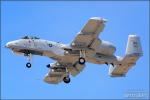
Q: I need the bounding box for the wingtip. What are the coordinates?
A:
[90,17,107,22]
[128,34,139,38]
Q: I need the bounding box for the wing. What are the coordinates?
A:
[68,62,85,76]
[44,62,65,84]
[44,62,68,84]
[44,61,85,84]
[71,17,107,49]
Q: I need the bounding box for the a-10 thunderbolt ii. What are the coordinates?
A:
[5,17,143,84]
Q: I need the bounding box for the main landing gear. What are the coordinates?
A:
[63,67,70,83]
[62,50,86,83]
[78,50,86,65]
[79,57,85,65]
[63,76,70,83]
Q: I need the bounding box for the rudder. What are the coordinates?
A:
[126,35,143,56]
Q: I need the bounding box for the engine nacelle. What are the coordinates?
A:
[96,40,116,56]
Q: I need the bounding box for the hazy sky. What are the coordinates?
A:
[1,1,149,99]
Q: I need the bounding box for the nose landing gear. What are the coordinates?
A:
[25,53,32,68]
[26,62,32,68]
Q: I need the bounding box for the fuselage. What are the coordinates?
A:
[6,37,116,64]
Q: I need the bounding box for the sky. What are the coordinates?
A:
[1,1,149,99]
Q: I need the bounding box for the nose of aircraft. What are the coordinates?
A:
[5,42,12,48]
[5,42,16,49]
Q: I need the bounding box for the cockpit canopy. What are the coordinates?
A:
[21,36,40,39]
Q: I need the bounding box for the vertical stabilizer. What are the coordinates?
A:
[126,35,143,56]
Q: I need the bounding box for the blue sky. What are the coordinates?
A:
[1,1,149,99]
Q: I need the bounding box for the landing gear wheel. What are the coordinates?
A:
[63,77,70,84]
[46,64,51,68]
[79,57,85,65]
[26,62,31,68]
